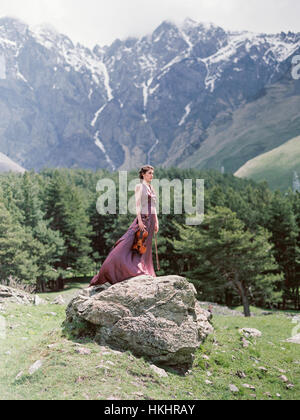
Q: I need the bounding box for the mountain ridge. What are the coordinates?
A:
[0,16,300,174]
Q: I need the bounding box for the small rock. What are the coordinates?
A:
[205,380,213,385]
[29,360,43,375]
[96,364,111,370]
[279,375,289,383]
[150,364,168,378]
[133,392,144,397]
[206,371,212,377]
[258,366,268,372]
[285,334,300,344]
[202,355,210,361]
[229,384,239,393]
[264,392,272,398]
[276,394,281,398]
[236,371,247,379]
[239,328,262,338]
[15,371,24,380]
[286,383,294,390]
[34,295,46,306]
[47,344,57,349]
[242,384,256,390]
[75,347,91,355]
[184,370,192,376]
[241,338,250,348]
[52,295,66,305]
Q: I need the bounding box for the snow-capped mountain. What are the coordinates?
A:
[0,16,300,173]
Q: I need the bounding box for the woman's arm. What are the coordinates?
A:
[135,184,147,231]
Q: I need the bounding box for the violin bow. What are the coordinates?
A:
[154,232,160,271]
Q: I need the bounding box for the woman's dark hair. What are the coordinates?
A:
[139,165,154,182]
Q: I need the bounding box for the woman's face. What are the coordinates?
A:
[144,169,154,183]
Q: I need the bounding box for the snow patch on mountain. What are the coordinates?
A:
[147,139,159,164]
[94,131,116,171]
[97,60,114,101]
[179,103,192,126]
[91,104,106,127]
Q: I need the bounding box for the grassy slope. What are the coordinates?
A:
[0,152,26,174]
[0,283,299,400]
[234,135,300,191]
[179,78,300,175]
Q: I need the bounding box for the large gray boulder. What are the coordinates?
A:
[64,275,213,370]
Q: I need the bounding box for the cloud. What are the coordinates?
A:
[0,0,300,48]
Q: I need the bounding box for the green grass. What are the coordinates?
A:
[0,283,299,400]
[235,136,300,192]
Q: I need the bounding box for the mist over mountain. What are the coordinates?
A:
[0,16,299,173]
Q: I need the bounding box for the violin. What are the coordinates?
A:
[132,228,148,255]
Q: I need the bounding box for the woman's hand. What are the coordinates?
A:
[139,221,147,232]
[155,221,159,234]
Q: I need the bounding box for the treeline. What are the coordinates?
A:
[0,167,299,315]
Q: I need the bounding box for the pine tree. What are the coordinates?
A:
[172,207,283,317]
[20,171,44,229]
[17,172,66,290]
[0,201,39,286]
[287,189,300,309]
[266,191,300,309]
[44,171,93,274]
[293,171,300,193]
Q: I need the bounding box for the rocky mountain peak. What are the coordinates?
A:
[0,16,29,46]
[0,16,28,33]
[30,23,75,51]
[0,16,300,174]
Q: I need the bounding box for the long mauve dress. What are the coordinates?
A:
[90,183,157,286]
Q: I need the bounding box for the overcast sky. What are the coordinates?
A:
[0,0,300,48]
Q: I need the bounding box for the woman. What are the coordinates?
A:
[90,165,159,286]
